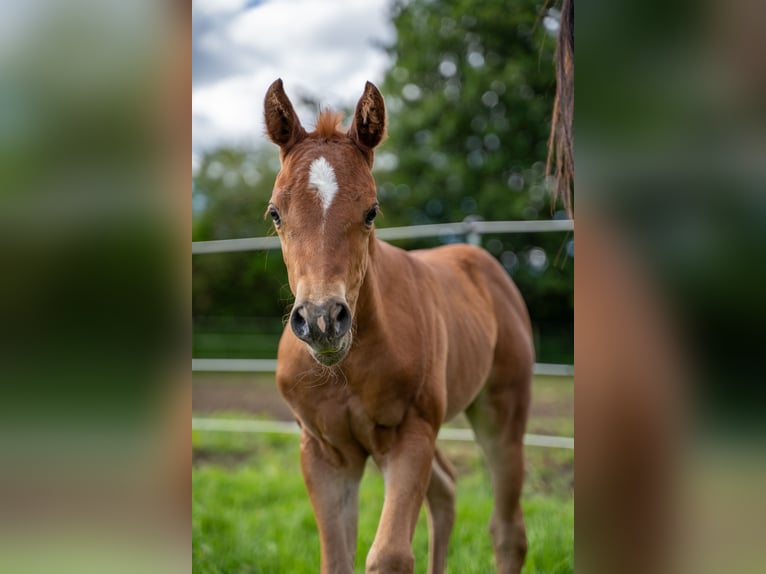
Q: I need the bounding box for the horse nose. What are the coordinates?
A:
[290,298,351,345]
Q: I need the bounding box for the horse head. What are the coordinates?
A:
[264,79,386,366]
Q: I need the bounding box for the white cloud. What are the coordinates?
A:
[192,0,394,155]
[193,0,250,16]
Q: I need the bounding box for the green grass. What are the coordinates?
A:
[192,430,573,573]
[192,373,573,572]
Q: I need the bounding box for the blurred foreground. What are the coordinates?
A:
[577,0,766,572]
[0,1,189,572]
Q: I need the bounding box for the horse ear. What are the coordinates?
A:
[264,79,306,152]
[349,81,386,153]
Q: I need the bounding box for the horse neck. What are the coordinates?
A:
[353,235,392,339]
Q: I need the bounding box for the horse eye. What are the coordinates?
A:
[364,205,378,226]
[268,206,281,226]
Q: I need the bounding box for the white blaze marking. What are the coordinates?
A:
[308,156,338,215]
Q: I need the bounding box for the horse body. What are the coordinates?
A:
[265,79,533,574]
[278,238,532,443]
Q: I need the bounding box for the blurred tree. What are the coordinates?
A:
[192,147,279,242]
[377,0,557,223]
[192,148,289,358]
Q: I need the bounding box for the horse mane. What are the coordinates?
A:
[314,110,345,138]
[546,0,574,217]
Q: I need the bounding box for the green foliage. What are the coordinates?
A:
[377,0,558,225]
[193,148,280,242]
[193,147,290,326]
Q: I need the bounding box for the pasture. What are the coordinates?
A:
[192,373,573,573]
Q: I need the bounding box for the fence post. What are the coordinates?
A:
[464,216,482,246]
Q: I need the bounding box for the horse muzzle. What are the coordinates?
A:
[290,297,352,365]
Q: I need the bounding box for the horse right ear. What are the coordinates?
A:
[264,79,306,152]
[349,81,386,155]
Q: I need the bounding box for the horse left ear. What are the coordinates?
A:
[264,78,306,154]
[349,81,386,154]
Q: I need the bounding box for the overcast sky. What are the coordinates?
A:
[192,0,395,164]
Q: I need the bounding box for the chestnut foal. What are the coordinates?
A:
[264,79,533,574]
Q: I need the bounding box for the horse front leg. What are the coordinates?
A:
[300,431,366,574]
[366,412,437,574]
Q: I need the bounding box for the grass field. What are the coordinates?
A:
[192,375,573,573]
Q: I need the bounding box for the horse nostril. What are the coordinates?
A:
[290,305,310,341]
[331,301,352,337]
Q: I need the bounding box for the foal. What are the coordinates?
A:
[264,79,533,574]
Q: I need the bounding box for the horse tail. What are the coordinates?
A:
[546,0,574,217]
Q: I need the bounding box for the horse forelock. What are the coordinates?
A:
[314,110,345,139]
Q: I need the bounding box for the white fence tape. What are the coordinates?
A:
[192,417,574,449]
[192,358,573,377]
[192,219,574,254]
